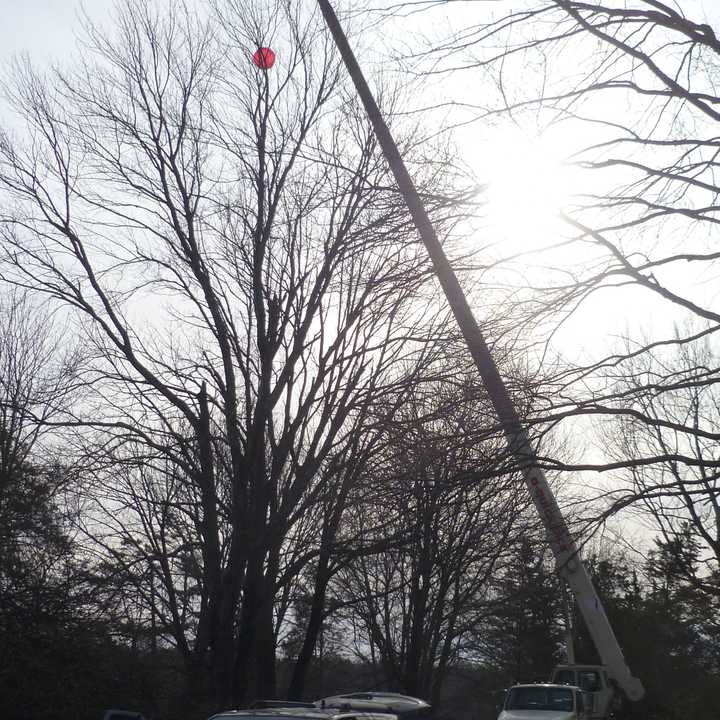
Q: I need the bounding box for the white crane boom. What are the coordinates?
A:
[316,0,644,702]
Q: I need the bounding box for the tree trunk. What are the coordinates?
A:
[287,551,332,699]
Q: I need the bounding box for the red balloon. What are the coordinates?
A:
[252,47,276,70]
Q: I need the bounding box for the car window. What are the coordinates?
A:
[552,692,573,712]
[506,688,573,711]
[554,669,576,686]
[578,671,601,692]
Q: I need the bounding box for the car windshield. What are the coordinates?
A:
[505,688,574,712]
[554,670,576,686]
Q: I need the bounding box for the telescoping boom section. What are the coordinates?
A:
[316,0,644,703]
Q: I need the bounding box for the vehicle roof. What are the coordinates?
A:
[210,709,398,720]
[316,694,429,715]
[210,710,334,719]
[321,694,427,705]
[509,684,582,691]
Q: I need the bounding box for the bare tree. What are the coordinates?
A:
[0,289,80,580]
[331,371,533,705]
[0,291,79,481]
[606,336,720,596]
[0,289,90,717]
[380,1,720,542]
[0,0,468,708]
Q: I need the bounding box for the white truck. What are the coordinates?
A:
[498,683,589,720]
[498,663,622,720]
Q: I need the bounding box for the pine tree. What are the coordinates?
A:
[483,538,564,685]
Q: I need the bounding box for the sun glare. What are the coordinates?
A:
[473,127,575,255]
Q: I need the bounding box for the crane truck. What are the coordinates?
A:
[315,3,645,718]
[498,666,622,720]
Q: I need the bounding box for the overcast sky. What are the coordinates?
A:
[1,1,112,63]
[2,0,716,354]
[4,0,719,62]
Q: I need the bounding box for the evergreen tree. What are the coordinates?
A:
[570,542,720,720]
[481,539,564,685]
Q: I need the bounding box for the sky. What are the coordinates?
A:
[0,1,113,62]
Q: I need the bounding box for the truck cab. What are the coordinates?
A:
[550,665,614,720]
[497,683,588,720]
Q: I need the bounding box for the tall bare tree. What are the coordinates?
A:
[0,0,467,708]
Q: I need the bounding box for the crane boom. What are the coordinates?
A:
[316,0,644,702]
